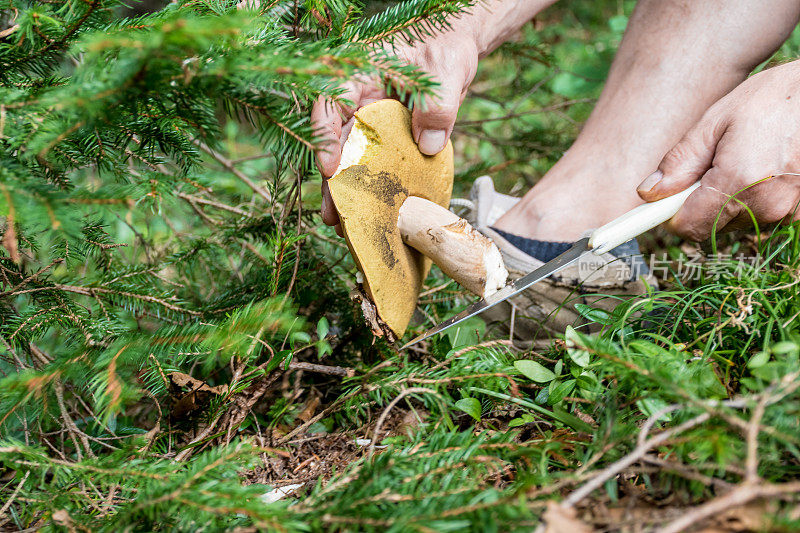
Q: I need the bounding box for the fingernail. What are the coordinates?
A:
[638,170,663,193]
[418,129,447,155]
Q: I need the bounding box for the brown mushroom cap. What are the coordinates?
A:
[327,99,454,337]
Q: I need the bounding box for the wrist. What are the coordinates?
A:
[464,0,559,57]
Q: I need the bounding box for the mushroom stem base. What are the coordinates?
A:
[397,196,509,298]
[351,287,397,343]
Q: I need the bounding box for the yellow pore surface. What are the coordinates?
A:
[327,99,454,337]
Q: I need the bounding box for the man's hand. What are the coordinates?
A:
[311,0,559,231]
[312,32,480,230]
[638,61,800,241]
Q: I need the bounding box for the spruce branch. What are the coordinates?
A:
[342,0,475,45]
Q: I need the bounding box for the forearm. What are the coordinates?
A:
[447,0,559,58]
[497,0,800,241]
[574,0,800,166]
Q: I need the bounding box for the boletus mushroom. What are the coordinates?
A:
[327,99,508,339]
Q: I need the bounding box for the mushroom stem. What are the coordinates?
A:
[397,196,509,298]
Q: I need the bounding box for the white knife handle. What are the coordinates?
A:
[589,182,700,255]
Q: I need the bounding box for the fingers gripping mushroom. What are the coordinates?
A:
[327,100,509,338]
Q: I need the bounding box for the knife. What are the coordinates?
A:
[400,182,700,350]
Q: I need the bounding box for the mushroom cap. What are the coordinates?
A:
[327,99,454,337]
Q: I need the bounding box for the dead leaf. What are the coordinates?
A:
[168,371,228,419]
[543,502,592,533]
[169,371,227,394]
[574,406,596,426]
[395,407,428,436]
[297,394,321,423]
[52,509,77,532]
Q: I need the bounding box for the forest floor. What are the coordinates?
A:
[3,1,800,531]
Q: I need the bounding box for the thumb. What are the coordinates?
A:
[411,73,464,155]
[637,108,729,202]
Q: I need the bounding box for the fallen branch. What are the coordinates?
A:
[288,361,354,377]
[657,481,800,533]
[176,192,253,217]
[562,412,711,508]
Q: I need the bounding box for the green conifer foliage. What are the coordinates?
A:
[0,0,473,527]
[5,2,800,530]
